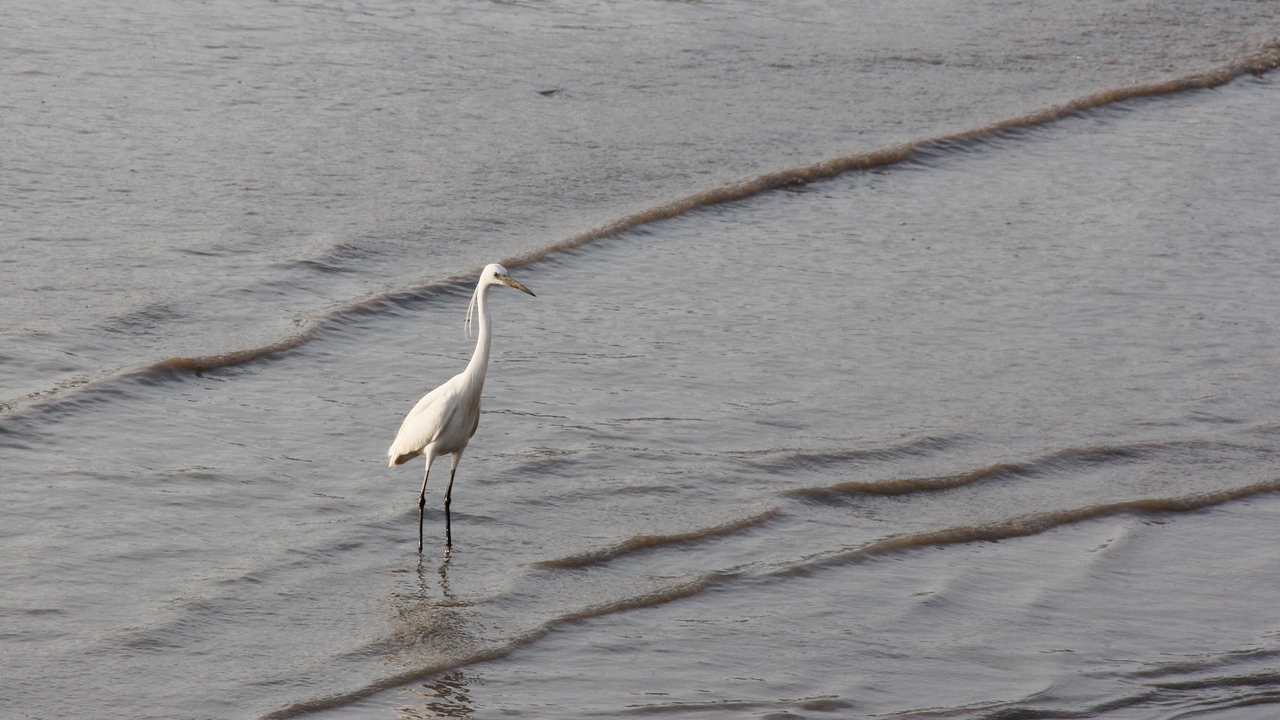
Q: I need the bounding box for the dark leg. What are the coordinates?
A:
[418,458,433,553]
[444,465,457,547]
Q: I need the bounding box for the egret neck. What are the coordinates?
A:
[463,277,496,396]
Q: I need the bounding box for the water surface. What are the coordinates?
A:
[3,3,1280,719]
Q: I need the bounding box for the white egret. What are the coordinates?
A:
[387,263,535,550]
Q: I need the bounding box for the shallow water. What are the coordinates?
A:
[4,2,1280,719]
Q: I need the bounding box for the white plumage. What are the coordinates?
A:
[388,263,534,550]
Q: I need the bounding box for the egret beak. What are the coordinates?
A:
[499,274,535,297]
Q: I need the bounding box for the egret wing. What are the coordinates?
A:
[387,380,461,466]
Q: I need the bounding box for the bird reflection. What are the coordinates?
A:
[390,556,482,719]
[395,670,481,720]
[436,553,454,601]
[382,552,479,683]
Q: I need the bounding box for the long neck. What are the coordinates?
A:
[463,281,493,392]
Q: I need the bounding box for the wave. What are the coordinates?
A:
[525,438,1266,572]
[264,475,1280,718]
[174,41,1280,380]
[5,43,1278,421]
[150,278,474,375]
[262,576,714,719]
[772,476,1280,579]
[785,441,1179,501]
[1131,648,1280,682]
[531,507,782,569]
[736,434,962,474]
[937,662,1280,720]
[612,696,855,717]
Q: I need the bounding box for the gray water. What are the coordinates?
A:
[4,2,1280,719]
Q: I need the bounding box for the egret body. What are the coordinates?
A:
[387,263,535,550]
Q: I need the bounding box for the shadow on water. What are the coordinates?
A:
[386,558,481,712]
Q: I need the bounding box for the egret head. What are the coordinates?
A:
[467,264,535,336]
[481,264,536,297]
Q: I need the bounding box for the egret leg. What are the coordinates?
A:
[444,454,461,547]
[418,457,434,553]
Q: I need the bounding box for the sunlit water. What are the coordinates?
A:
[4,3,1280,720]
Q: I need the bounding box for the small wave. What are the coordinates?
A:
[0,372,103,415]
[493,40,1280,276]
[1150,671,1280,692]
[270,238,379,276]
[786,442,1159,501]
[151,328,320,375]
[262,575,714,719]
[956,662,1280,720]
[151,277,474,376]
[1131,648,1280,682]
[532,507,782,569]
[101,302,185,337]
[790,462,1024,501]
[0,279,473,423]
[739,434,961,474]
[262,643,514,720]
[776,477,1280,578]
[613,696,855,717]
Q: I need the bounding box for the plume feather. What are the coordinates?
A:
[465,279,480,339]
